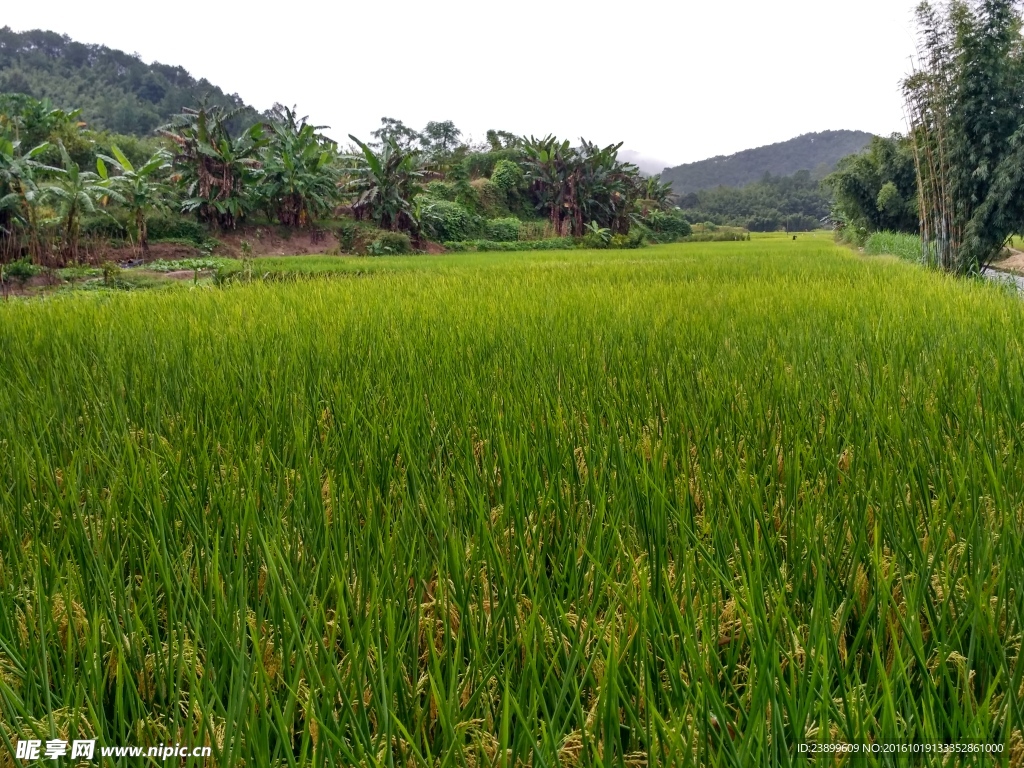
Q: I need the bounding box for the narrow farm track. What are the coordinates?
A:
[1,239,1023,766]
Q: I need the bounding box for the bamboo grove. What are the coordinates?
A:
[904,0,1024,274]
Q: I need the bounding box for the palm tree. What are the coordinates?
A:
[160,103,265,229]
[40,143,108,263]
[97,145,172,256]
[257,106,339,227]
[344,136,424,232]
[0,138,52,263]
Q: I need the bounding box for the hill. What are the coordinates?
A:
[0,26,259,136]
[660,130,874,194]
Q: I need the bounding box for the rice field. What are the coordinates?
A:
[1,240,1023,766]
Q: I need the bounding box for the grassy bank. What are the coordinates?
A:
[1,240,1023,765]
[864,231,924,263]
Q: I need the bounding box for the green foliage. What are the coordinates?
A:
[609,231,646,249]
[368,231,412,255]
[344,136,424,234]
[97,144,173,253]
[329,220,360,253]
[463,148,520,180]
[418,198,475,243]
[680,228,751,242]
[0,27,262,136]
[678,170,830,231]
[521,135,643,236]
[161,102,267,229]
[905,0,1024,272]
[660,130,874,195]
[444,237,575,252]
[40,142,109,262]
[1,257,37,283]
[143,258,224,272]
[424,181,458,201]
[864,231,926,263]
[146,214,208,244]
[639,209,692,242]
[824,135,918,236]
[255,106,339,228]
[100,260,121,284]
[490,159,524,193]
[0,134,56,261]
[420,120,462,173]
[370,117,422,150]
[469,178,509,218]
[581,220,612,248]
[485,217,521,242]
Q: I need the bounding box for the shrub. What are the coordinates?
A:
[329,221,360,253]
[419,199,476,243]
[424,181,458,202]
[80,213,128,239]
[463,148,520,180]
[443,237,575,252]
[470,179,510,218]
[490,160,524,193]
[101,261,122,285]
[2,259,37,285]
[369,232,412,255]
[486,217,521,242]
[641,209,692,242]
[147,215,209,245]
[610,231,646,249]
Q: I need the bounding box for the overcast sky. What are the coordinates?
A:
[5,0,921,170]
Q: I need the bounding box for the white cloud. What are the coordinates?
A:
[4,0,920,165]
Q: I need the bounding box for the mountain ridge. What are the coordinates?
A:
[0,26,259,136]
[660,130,875,194]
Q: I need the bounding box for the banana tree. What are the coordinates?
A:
[257,107,339,227]
[344,136,424,233]
[97,145,172,256]
[0,138,52,262]
[40,142,108,263]
[160,104,265,229]
[522,136,644,237]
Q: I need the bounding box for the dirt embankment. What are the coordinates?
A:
[991,248,1024,275]
[76,227,347,267]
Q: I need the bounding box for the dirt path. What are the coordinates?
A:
[991,248,1024,274]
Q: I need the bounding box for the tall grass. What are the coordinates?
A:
[864,231,925,263]
[1,240,1023,766]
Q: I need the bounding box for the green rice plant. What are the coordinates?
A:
[864,231,926,263]
[1,240,1023,766]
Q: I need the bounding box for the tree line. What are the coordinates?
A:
[831,0,1024,274]
[0,96,690,265]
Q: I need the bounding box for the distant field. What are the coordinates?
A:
[1,240,1023,765]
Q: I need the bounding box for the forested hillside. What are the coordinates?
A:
[677,170,831,231]
[0,27,259,135]
[660,130,873,194]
